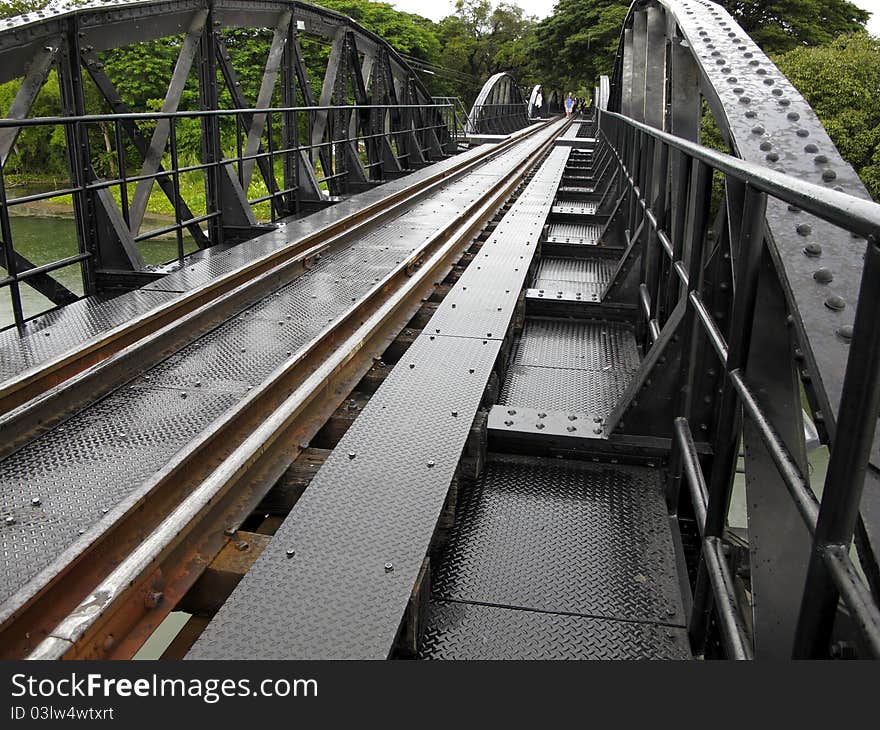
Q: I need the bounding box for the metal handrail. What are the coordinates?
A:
[0,100,455,329]
[599,107,880,658]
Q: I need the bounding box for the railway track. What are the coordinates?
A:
[0,121,550,457]
[0,117,568,660]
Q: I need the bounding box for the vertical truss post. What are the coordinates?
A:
[691,183,767,650]
[56,14,97,295]
[621,27,634,118]
[280,18,298,214]
[630,10,648,124]
[667,158,712,507]
[742,247,811,658]
[198,4,224,247]
[794,235,880,657]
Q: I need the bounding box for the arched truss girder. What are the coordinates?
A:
[0,0,454,305]
[610,0,869,462]
[595,75,610,111]
[528,86,563,119]
[467,72,530,135]
[606,0,880,656]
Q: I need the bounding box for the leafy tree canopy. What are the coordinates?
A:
[725,0,869,53]
[775,32,880,199]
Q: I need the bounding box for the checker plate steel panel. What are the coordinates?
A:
[419,600,691,660]
[188,334,501,659]
[500,365,632,417]
[513,319,640,371]
[545,222,602,245]
[0,290,179,382]
[529,283,604,302]
[552,200,598,216]
[431,457,686,625]
[0,386,241,602]
[535,257,616,288]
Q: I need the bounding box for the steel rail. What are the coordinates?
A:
[0,121,550,446]
[5,119,569,660]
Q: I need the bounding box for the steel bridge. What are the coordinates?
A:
[0,0,878,660]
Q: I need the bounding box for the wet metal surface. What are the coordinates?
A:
[422,456,688,659]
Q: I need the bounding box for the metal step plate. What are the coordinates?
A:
[551,199,598,216]
[512,318,639,372]
[431,455,687,627]
[533,256,615,291]
[419,600,691,660]
[529,255,615,302]
[544,222,602,246]
[500,319,639,420]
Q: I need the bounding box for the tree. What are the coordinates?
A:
[0,1,51,19]
[775,32,880,200]
[435,1,538,103]
[724,0,869,54]
[531,0,630,91]
[530,0,870,94]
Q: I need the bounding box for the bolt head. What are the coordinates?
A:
[286,548,296,558]
[384,562,394,573]
[31,497,41,507]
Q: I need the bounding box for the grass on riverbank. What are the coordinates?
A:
[7,164,277,223]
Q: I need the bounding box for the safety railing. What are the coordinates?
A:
[0,101,454,329]
[432,96,469,142]
[467,103,531,136]
[598,108,880,659]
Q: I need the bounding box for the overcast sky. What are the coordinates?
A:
[390,0,880,35]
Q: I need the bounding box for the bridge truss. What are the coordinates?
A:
[0,0,457,325]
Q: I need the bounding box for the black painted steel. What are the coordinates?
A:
[187,126,569,659]
[419,600,690,660]
[0,0,455,327]
[0,130,551,627]
[425,455,689,658]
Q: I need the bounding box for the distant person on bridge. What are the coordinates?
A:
[564,92,574,118]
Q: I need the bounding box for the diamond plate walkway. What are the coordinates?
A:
[419,456,690,659]
[190,131,692,660]
[0,122,561,629]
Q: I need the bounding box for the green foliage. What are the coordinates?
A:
[0,1,51,19]
[775,32,880,200]
[2,0,877,205]
[723,0,869,54]
[532,0,629,91]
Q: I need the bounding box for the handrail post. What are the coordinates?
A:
[690,183,767,650]
[794,234,880,657]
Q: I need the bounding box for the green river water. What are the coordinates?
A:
[1,211,187,329]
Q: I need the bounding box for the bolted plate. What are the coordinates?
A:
[488,403,605,442]
[431,455,687,626]
[187,334,503,660]
[419,599,691,660]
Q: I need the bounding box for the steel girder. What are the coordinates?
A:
[605,0,880,658]
[0,0,450,310]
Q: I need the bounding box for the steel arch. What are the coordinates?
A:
[467,71,530,135]
[605,0,880,657]
[0,0,454,315]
